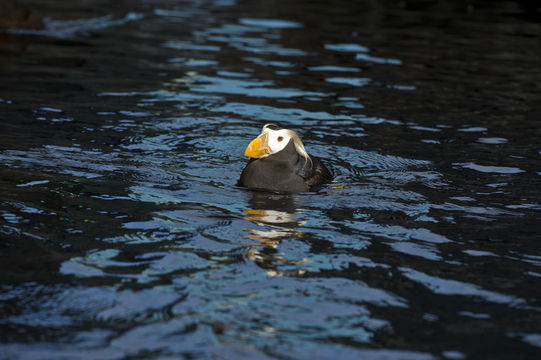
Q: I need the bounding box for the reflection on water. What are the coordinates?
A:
[1,0,541,359]
[243,193,307,276]
[243,206,301,246]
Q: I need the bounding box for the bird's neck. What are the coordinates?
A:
[262,140,300,166]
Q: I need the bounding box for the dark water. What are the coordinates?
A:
[1,0,541,359]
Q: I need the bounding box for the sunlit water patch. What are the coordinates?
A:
[1,0,541,359]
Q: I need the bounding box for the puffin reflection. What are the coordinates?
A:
[242,192,307,276]
[243,206,301,246]
[243,192,303,242]
[243,208,300,246]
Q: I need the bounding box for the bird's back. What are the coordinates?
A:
[239,141,332,192]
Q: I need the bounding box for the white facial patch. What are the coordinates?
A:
[264,128,291,154]
[258,124,311,164]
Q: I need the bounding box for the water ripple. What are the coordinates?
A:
[2,0,541,358]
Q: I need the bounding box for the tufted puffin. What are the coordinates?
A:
[238,124,333,192]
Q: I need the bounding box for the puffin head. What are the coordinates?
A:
[244,124,312,165]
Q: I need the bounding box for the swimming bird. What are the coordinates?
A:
[239,124,332,192]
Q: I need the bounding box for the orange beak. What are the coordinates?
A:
[244,133,271,158]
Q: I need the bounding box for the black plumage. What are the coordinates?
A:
[238,126,332,192]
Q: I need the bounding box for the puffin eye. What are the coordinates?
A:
[277,136,284,142]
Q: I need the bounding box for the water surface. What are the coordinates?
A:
[1,0,541,359]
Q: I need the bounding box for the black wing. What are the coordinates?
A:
[295,155,333,187]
